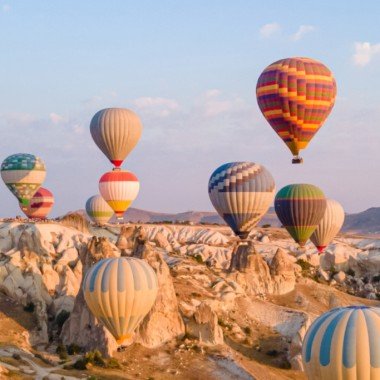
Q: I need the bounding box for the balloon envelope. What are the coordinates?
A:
[275,184,326,247]
[256,57,336,162]
[85,195,114,225]
[310,199,345,253]
[302,306,380,379]
[83,257,158,344]
[99,170,139,219]
[208,162,275,239]
[90,108,142,167]
[1,153,46,205]
[19,187,54,219]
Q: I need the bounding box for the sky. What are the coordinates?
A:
[0,0,380,216]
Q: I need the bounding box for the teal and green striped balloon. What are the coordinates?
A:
[1,153,46,206]
[275,184,326,247]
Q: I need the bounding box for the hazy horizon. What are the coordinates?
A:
[1,1,379,217]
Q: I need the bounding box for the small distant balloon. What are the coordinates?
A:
[83,257,158,344]
[99,170,140,220]
[90,108,142,168]
[19,187,54,219]
[85,195,114,225]
[256,57,337,164]
[1,153,46,205]
[208,162,275,239]
[310,198,345,253]
[302,306,380,379]
[275,184,326,247]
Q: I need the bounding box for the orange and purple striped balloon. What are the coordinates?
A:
[256,57,336,163]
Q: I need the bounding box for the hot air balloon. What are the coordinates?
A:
[208,162,275,239]
[1,153,46,205]
[310,199,345,254]
[85,195,114,225]
[90,108,142,168]
[256,57,337,164]
[83,257,158,344]
[275,184,326,247]
[302,306,380,379]
[19,187,54,219]
[99,170,139,221]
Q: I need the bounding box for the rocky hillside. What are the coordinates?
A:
[0,220,378,379]
[342,207,380,234]
[75,206,380,234]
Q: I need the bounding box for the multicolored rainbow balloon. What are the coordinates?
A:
[256,57,337,163]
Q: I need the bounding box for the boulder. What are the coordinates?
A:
[186,303,224,346]
[333,271,346,284]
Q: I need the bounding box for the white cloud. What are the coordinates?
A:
[49,112,65,124]
[133,97,179,117]
[2,4,10,12]
[353,42,380,66]
[291,25,315,41]
[196,90,248,117]
[259,23,281,38]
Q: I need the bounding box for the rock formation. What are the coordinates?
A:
[61,236,119,356]
[133,227,185,347]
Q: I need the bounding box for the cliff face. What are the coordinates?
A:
[0,221,379,378]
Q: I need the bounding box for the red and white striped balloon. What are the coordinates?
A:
[19,187,54,219]
[99,170,139,220]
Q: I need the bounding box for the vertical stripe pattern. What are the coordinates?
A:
[302,306,380,379]
[310,199,345,253]
[256,57,336,158]
[275,184,326,246]
[19,187,54,219]
[90,108,142,167]
[85,194,114,225]
[83,257,158,344]
[1,153,46,205]
[208,162,275,239]
[99,170,140,218]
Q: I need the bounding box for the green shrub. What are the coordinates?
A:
[67,343,82,355]
[85,350,106,367]
[72,357,88,370]
[106,357,121,369]
[56,344,68,360]
[296,259,312,271]
[194,254,203,263]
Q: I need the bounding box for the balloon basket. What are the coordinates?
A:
[292,157,303,164]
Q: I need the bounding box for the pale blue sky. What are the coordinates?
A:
[0,0,379,216]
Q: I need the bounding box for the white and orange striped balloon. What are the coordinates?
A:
[19,187,54,219]
[99,170,139,219]
[310,199,345,253]
[83,257,158,344]
[90,108,142,168]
